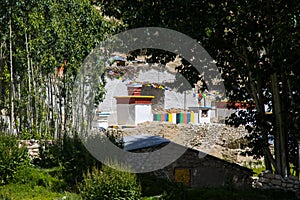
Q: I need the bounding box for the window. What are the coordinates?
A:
[174,168,191,186]
[201,110,208,118]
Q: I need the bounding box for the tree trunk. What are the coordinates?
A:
[271,72,289,177]
[9,2,15,135]
[248,69,275,172]
[25,32,33,132]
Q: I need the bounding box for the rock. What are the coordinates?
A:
[289,176,299,181]
[271,179,282,186]
[274,185,281,189]
[262,185,270,189]
[260,177,269,183]
[294,184,300,189]
[27,143,40,149]
[256,182,263,188]
[274,174,282,179]
[264,173,275,179]
[287,179,295,184]
[282,183,287,187]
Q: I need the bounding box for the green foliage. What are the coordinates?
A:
[13,166,66,192]
[99,0,300,176]
[33,130,124,191]
[0,132,29,185]
[79,164,142,200]
[0,183,81,200]
[33,133,102,191]
[0,0,123,138]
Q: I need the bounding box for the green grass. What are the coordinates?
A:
[0,183,81,200]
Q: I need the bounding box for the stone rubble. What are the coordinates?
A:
[118,121,252,165]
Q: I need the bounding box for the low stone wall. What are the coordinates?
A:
[253,172,300,194]
[18,140,53,159]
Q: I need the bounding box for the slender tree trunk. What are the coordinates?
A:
[287,74,299,176]
[9,2,15,135]
[17,75,21,133]
[280,73,290,175]
[271,71,289,177]
[25,32,33,131]
[248,69,275,171]
[31,62,37,135]
[256,73,273,171]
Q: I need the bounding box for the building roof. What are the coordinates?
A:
[123,135,170,151]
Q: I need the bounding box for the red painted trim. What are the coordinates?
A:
[115,97,153,104]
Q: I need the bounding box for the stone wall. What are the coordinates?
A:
[253,172,300,194]
[18,140,53,159]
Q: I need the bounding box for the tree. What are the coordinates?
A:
[98,0,300,177]
[0,0,122,138]
[207,0,300,177]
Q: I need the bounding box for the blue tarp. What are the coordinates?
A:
[123,135,170,151]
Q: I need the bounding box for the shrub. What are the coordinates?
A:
[79,164,142,200]
[33,133,102,191]
[33,131,122,191]
[13,167,66,192]
[0,132,29,185]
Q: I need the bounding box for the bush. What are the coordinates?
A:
[33,131,123,191]
[13,167,66,192]
[33,133,102,191]
[79,164,142,200]
[0,132,29,185]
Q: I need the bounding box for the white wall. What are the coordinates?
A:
[116,104,135,125]
[99,79,127,112]
[135,105,153,125]
[98,68,199,112]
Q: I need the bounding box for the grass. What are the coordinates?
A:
[247,162,299,178]
[0,183,81,200]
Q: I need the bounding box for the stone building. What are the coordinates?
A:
[123,135,253,188]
